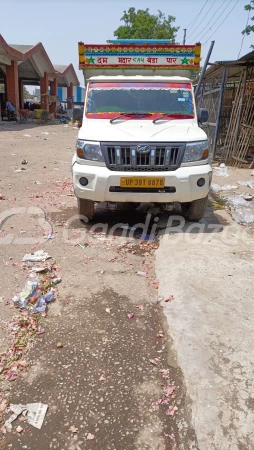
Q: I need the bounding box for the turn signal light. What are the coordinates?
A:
[77,148,84,158]
[202,149,209,159]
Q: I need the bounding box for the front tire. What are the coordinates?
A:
[181,196,208,222]
[77,198,95,222]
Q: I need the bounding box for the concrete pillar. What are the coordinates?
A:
[6,60,19,108]
[67,82,73,110]
[49,78,58,115]
[40,72,49,111]
[19,80,24,109]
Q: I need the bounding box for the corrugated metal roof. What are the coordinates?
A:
[9,44,35,54]
[201,51,254,81]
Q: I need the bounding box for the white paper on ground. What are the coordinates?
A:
[22,250,51,262]
[5,403,48,430]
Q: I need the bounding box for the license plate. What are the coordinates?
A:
[120,177,165,188]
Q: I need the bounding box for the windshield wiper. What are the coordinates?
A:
[153,113,193,124]
[110,112,152,124]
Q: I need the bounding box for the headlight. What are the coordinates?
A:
[183,141,209,163]
[76,140,104,162]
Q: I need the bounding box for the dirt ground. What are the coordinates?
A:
[1,121,254,450]
[0,122,197,450]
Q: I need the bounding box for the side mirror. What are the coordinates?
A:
[198,108,209,124]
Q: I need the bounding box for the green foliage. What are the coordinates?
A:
[114,8,179,41]
[242,1,254,49]
[0,84,4,93]
[23,86,30,99]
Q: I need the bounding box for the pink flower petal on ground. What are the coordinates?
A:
[166,406,178,416]
[166,386,175,396]
[127,313,134,319]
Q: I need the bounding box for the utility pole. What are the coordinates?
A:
[183,29,187,45]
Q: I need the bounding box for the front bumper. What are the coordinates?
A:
[72,162,212,203]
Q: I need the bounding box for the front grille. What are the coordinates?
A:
[102,142,185,171]
[109,186,176,193]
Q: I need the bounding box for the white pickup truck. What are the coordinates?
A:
[72,41,212,221]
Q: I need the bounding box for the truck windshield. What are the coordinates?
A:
[85,82,194,120]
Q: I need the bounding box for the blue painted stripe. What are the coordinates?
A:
[107,39,173,44]
[76,86,82,102]
[58,87,62,101]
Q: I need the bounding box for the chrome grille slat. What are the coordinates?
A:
[102,142,185,172]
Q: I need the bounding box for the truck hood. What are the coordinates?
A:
[78,118,207,143]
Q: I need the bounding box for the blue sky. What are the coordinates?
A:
[1,0,253,87]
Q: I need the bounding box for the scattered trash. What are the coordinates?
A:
[242,193,253,201]
[149,359,158,366]
[52,168,59,171]
[226,196,249,208]
[34,181,42,185]
[87,433,95,440]
[237,180,254,189]
[211,184,238,193]
[16,426,23,433]
[136,305,144,311]
[105,308,111,314]
[11,252,60,313]
[22,250,51,262]
[64,124,69,128]
[127,313,134,319]
[231,208,254,225]
[213,163,229,177]
[12,281,38,309]
[251,170,254,176]
[45,233,55,240]
[33,291,54,313]
[78,243,89,249]
[225,196,254,224]
[5,403,48,431]
[137,271,147,277]
[0,194,5,200]
[41,132,49,135]
[36,326,45,335]
[99,375,106,381]
[157,331,166,339]
[23,134,31,138]
[21,160,28,165]
[56,342,63,349]
[69,426,78,433]
[165,295,174,303]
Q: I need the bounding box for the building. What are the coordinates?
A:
[0,34,80,114]
[196,51,254,167]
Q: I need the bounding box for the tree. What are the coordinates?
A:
[242,1,254,49]
[0,84,4,94]
[23,86,30,99]
[114,8,179,41]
